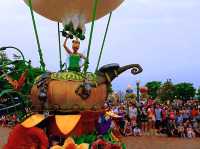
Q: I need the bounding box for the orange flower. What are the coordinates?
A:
[63,137,76,149]
[50,137,89,149]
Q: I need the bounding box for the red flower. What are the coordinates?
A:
[4,124,48,149]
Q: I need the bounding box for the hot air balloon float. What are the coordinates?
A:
[1,0,143,148]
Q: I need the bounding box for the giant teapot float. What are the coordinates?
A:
[31,64,143,112]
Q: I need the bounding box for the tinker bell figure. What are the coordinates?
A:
[63,37,87,72]
[63,36,94,99]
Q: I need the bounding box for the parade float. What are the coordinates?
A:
[1,0,143,148]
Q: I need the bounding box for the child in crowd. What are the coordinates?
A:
[187,124,196,138]
[177,123,185,138]
[167,119,177,137]
[123,116,132,136]
[133,125,142,136]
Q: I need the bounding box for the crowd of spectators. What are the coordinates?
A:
[105,98,200,138]
[1,96,200,140]
[0,114,17,127]
[0,107,31,127]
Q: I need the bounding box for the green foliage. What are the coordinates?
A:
[174,83,196,100]
[107,84,113,94]
[0,59,44,95]
[157,80,175,102]
[73,130,126,148]
[102,130,122,144]
[0,50,44,115]
[50,71,97,82]
[125,93,136,100]
[22,66,44,95]
[0,51,11,64]
[145,81,162,99]
[145,80,198,102]
[0,52,12,91]
[0,75,12,91]
[16,110,27,121]
[196,87,200,100]
[74,133,97,145]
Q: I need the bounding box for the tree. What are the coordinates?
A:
[196,87,200,100]
[125,93,136,100]
[145,81,162,99]
[0,52,12,91]
[0,49,46,116]
[0,51,8,62]
[107,84,113,94]
[157,79,175,102]
[174,83,196,100]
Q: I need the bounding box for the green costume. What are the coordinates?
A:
[68,53,81,72]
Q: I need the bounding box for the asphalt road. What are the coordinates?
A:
[122,136,200,149]
[1,127,200,149]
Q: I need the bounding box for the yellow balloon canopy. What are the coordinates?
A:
[24,0,124,31]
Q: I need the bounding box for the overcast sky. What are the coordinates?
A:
[0,0,200,91]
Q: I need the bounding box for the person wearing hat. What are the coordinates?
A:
[63,37,87,72]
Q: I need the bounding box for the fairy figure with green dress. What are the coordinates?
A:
[63,37,87,72]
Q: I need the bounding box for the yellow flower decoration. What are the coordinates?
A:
[50,137,89,149]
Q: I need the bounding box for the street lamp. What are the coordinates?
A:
[136,80,140,104]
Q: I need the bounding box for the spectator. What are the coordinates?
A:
[128,103,138,128]
[140,107,148,134]
[133,125,142,136]
[147,106,155,134]
[193,120,200,137]
[187,124,196,138]
[177,123,185,138]
[155,104,162,133]
[176,112,183,125]
[166,119,177,137]
[123,116,132,136]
